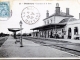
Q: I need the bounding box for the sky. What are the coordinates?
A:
[0,0,80,34]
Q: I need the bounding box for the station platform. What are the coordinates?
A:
[0,36,78,58]
[29,36,80,44]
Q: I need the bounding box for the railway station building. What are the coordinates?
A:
[31,3,80,39]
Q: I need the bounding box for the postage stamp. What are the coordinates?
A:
[21,6,40,25]
[0,2,10,18]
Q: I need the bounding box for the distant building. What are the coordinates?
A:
[31,3,80,39]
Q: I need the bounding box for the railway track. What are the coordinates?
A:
[0,36,8,47]
[23,36,80,56]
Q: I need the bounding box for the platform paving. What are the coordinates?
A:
[0,36,79,58]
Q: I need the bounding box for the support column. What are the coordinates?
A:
[37,30,38,38]
[47,30,49,38]
[71,27,74,39]
[46,30,47,38]
[45,30,46,38]
[42,31,43,37]
[14,32,16,39]
[50,29,53,38]
[33,30,34,37]
[55,25,56,38]
[38,31,40,38]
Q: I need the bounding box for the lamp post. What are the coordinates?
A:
[19,21,23,47]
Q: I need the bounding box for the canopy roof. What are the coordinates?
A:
[8,28,23,32]
[31,23,66,30]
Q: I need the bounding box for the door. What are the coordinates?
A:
[68,28,72,39]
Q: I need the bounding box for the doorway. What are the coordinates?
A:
[68,28,72,39]
[74,27,78,35]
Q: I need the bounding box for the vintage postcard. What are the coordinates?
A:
[0,0,80,59]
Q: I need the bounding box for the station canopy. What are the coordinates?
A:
[8,28,23,32]
[31,23,66,30]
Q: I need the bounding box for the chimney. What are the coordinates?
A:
[46,10,49,18]
[79,13,80,19]
[66,8,69,15]
[55,3,60,15]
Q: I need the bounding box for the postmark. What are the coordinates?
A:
[21,6,40,25]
